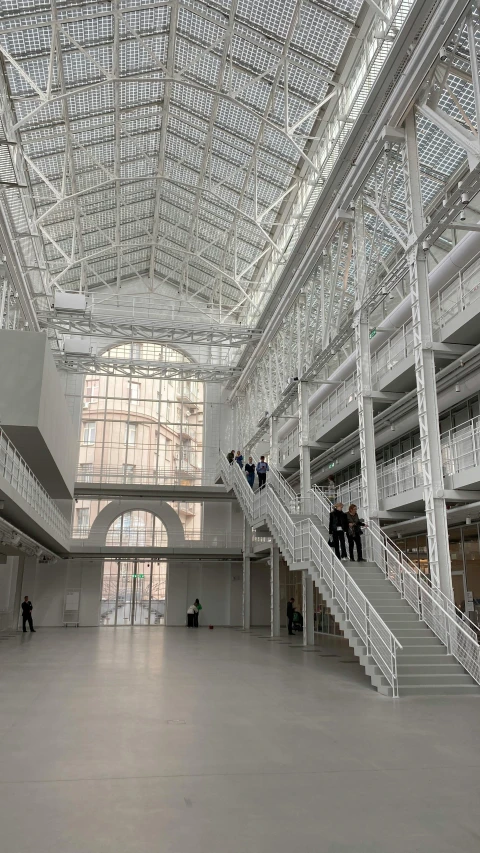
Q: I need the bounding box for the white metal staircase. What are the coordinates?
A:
[219,455,480,697]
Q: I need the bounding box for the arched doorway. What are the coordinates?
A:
[100,511,168,626]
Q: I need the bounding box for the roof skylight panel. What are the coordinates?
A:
[215,98,261,136]
[68,82,114,118]
[62,13,113,51]
[120,34,168,75]
[226,65,271,114]
[237,0,297,41]
[439,76,476,130]
[171,80,215,115]
[0,22,52,59]
[291,4,350,69]
[60,45,111,87]
[121,3,171,35]
[177,6,225,48]
[230,31,282,76]
[415,112,467,191]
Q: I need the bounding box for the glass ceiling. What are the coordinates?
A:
[0,0,368,323]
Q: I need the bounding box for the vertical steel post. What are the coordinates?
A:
[404,112,453,598]
[243,516,251,629]
[354,200,379,522]
[269,414,278,467]
[270,543,280,637]
[298,380,311,505]
[302,569,314,646]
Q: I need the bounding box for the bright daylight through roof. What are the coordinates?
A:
[1,1,480,852]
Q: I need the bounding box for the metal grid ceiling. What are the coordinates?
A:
[0,0,362,315]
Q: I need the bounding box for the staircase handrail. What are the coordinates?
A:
[307,483,480,685]
[219,454,403,696]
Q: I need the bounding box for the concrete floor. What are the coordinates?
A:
[0,627,479,853]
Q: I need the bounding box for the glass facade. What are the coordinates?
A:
[75,342,204,538]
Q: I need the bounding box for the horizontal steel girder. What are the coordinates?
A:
[38,312,262,346]
[53,352,241,381]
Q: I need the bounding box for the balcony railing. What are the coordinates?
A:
[431,254,480,336]
[309,372,358,440]
[71,527,243,548]
[370,321,414,387]
[76,465,217,486]
[0,428,70,541]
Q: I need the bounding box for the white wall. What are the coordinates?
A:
[19,557,102,627]
[0,555,23,630]
[166,560,244,626]
[0,330,76,497]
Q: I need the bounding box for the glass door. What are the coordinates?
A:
[100,559,167,626]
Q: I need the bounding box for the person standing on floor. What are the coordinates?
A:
[193,598,202,627]
[256,456,269,490]
[245,457,256,489]
[329,502,348,560]
[287,598,296,636]
[235,450,244,469]
[187,602,198,628]
[346,504,366,562]
[226,450,235,464]
[21,596,36,633]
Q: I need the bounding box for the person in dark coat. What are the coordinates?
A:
[287,597,296,635]
[235,451,244,469]
[346,504,366,562]
[329,502,348,560]
[21,596,36,632]
[226,450,235,464]
[244,457,255,489]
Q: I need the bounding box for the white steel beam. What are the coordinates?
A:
[54,352,240,381]
[354,198,379,521]
[270,543,280,638]
[243,518,252,630]
[404,111,453,599]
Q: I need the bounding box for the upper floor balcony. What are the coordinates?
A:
[334,415,480,516]
[278,255,480,467]
[0,427,71,552]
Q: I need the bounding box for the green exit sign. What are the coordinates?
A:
[369,328,376,339]
[328,462,335,469]
[132,573,145,579]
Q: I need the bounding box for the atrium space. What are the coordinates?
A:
[1,0,480,850]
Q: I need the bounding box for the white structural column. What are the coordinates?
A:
[299,380,314,645]
[298,380,311,500]
[270,543,280,637]
[269,415,278,467]
[243,517,252,629]
[404,113,453,598]
[353,200,379,520]
[302,570,314,646]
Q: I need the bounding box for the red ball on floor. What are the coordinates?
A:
[209,625,214,630]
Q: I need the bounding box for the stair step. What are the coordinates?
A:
[397,636,443,645]
[398,673,475,685]
[397,645,448,656]
[399,684,480,696]
[397,663,470,675]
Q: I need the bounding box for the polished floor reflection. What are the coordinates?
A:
[0,627,479,853]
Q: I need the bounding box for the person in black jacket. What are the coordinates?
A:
[21,596,36,632]
[329,502,348,560]
[286,598,296,635]
[346,503,366,562]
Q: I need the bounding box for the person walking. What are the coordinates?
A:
[287,598,296,636]
[256,456,269,490]
[226,450,235,464]
[193,598,202,627]
[235,450,244,469]
[245,457,255,489]
[187,602,198,627]
[329,502,348,560]
[326,475,336,502]
[21,596,36,633]
[346,504,366,562]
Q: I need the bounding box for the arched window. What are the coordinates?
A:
[107,510,167,547]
